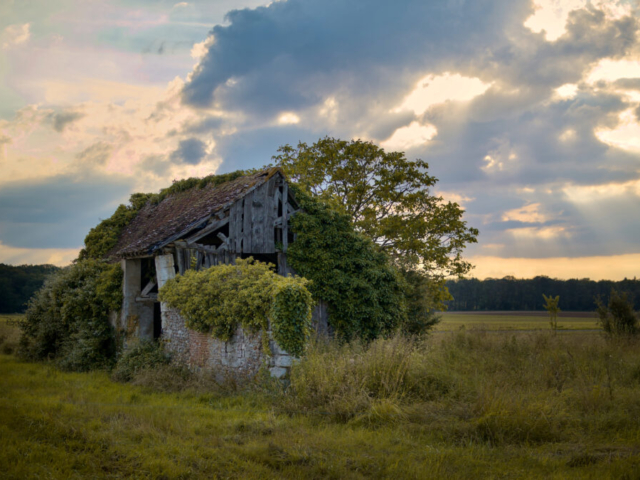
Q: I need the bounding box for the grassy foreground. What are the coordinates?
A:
[2,325,640,478]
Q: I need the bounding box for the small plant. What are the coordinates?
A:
[596,289,638,336]
[111,340,171,382]
[543,294,560,334]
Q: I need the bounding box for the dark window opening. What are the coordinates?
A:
[197,222,229,246]
[153,302,162,339]
[141,258,157,291]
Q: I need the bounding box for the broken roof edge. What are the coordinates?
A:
[108,166,289,259]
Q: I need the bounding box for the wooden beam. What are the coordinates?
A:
[140,279,156,297]
[185,216,229,245]
[282,182,288,252]
[175,249,184,274]
[136,294,158,303]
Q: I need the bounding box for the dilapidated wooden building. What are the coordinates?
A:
[109,167,310,378]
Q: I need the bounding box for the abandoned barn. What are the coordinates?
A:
[108,167,318,378]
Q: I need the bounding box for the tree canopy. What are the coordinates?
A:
[274,137,478,278]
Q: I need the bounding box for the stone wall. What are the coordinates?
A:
[154,253,292,379]
[161,306,292,379]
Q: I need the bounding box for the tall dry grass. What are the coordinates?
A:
[281,330,640,446]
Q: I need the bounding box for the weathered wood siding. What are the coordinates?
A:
[172,172,293,275]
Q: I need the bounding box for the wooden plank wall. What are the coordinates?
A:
[228,175,280,255]
[174,173,288,275]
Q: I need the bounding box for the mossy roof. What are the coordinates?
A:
[110,167,283,258]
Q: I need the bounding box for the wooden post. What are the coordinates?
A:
[282,182,288,253]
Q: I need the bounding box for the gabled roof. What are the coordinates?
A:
[110,167,284,258]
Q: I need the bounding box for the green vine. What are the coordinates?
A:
[158,258,313,357]
[287,186,407,342]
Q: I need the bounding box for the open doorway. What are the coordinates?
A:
[153,302,162,339]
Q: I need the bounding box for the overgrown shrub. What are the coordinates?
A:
[111,341,171,382]
[18,259,122,371]
[596,289,638,336]
[400,270,442,335]
[159,258,314,356]
[288,187,407,341]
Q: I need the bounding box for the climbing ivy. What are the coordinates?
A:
[158,258,313,357]
[287,186,408,342]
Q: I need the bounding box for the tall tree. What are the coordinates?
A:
[273,138,479,288]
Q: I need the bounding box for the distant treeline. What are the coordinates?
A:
[0,264,61,313]
[445,276,640,311]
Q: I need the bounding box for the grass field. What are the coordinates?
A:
[437,311,600,332]
[2,317,640,479]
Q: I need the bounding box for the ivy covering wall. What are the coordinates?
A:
[158,258,314,357]
[287,187,408,342]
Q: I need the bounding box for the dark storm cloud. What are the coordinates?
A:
[183,0,532,114]
[214,124,320,171]
[170,137,207,165]
[0,174,134,249]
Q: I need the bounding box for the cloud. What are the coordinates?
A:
[2,23,30,49]
[182,0,530,115]
[393,73,492,116]
[47,109,85,132]
[502,203,549,223]
[75,142,113,166]
[0,242,79,267]
[0,173,134,249]
[170,137,208,164]
[380,121,437,152]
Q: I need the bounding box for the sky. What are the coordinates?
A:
[0,0,639,280]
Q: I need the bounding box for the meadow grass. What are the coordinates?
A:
[437,312,599,331]
[1,320,640,478]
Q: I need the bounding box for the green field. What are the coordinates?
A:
[437,312,600,332]
[2,316,640,479]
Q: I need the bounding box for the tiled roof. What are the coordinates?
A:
[109,168,281,258]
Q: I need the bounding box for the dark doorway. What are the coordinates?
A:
[153,302,162,339]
